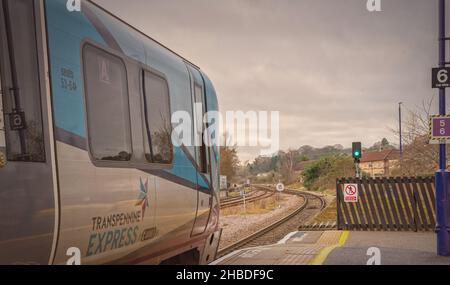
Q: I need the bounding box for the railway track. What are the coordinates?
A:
[217,189,326,258]
[220,187,275,209]
[220,190,257,205]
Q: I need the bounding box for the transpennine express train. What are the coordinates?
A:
[0,0,221,265]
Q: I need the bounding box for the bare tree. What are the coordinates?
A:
[220,133,240,181]
[280,149,296,184]
[391,99,439,176]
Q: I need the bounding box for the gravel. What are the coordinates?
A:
[219,194,305,249]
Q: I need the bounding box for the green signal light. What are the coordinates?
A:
[354,151,360,157]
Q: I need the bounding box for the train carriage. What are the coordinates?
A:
[0,0,221,265]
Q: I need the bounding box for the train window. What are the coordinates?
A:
[0,0,45,162]
[82,44,132,162]
[142,69,173,164]
[194,84,208,173]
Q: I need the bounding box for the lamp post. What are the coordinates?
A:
[399,102,403,157]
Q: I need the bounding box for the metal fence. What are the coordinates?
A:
[336,177,436,231]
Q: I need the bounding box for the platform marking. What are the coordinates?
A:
[308,231,349,265]
[209,249,245,265]
[277,231,304,244]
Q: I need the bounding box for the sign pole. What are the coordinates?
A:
[276,182,285,208]
[243,190,246,216]
[354,160,361,179]
[436,0,450,257]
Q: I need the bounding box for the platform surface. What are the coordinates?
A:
[212,231,450,265]
[325,231,450,265]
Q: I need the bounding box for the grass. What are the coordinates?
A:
[313,198,337,224]
[226,186,253,198]
[287,182,305,191]
[221,196,283,216]
[286,182,337,223]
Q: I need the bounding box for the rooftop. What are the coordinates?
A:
[360,149,400,163]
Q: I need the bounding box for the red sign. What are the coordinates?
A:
[344,184,358,203]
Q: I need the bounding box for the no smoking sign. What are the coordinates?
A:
[343,184,358,203]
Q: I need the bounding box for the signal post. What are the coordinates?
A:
[431,0,450,256]
[352,142,362,178]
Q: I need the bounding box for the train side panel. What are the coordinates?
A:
[44,0,216,264]
[0,0,57,265]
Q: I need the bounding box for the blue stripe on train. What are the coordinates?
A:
[45,0,210,191]
[46,0,106,137]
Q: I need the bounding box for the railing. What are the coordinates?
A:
[336,177,435,231]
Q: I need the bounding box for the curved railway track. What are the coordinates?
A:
[220,187,275,209]
[220,190,258,205]
[217,188,326,258]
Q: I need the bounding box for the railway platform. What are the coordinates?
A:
[212,230,450,265]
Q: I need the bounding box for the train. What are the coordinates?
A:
[0,0,221,265]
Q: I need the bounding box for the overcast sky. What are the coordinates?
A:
[95,0,443,162]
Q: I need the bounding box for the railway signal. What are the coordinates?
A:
[352,142,362,178]
[352,142,362,160]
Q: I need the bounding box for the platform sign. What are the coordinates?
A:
[276,183,285,192]
[343,184,358,203]
[220,176,228,190]
[430,116,450,143]
[9,111,26,131]
[432,67,450,88]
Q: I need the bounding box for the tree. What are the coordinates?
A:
[302,155,355,191]
[296,155,309,163]
[368,138,395,152]
[391,99,438,176]
[219,134,240,181]
[279,150,296,184]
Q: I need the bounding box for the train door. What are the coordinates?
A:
[0,0,57,265]
[187,66,212,236]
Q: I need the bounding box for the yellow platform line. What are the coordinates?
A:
[309,231,350,265]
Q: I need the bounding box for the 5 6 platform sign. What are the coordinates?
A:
[430,115,450,143]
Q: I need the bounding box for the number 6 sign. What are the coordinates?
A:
[432,67,450,88]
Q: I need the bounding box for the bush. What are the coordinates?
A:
[302,155,355,191]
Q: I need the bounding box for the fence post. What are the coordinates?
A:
[336,178,342,230]
[408,177,419,232]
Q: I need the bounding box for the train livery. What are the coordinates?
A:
[0,0,221,265]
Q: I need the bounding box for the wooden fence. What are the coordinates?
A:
[336,177,436,231]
